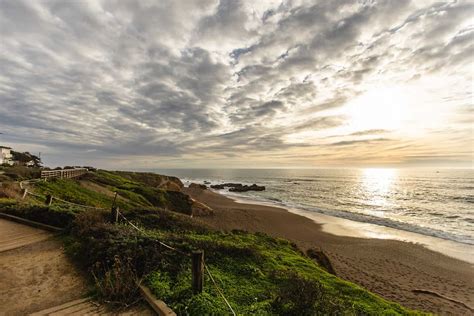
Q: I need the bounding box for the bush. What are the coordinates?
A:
[0,182,20,199]
[271,270,323,316]
[1,205,77,228]
[184,292,229,315]
[1,166,41,180]
[0,198,17,207]
[92,256,140,305]
[147,271,172,300]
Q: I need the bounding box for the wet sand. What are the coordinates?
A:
[185,187,474,315]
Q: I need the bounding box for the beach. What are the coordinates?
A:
[185,186,474,315]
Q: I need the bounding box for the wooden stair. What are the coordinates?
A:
[29,297,154,315]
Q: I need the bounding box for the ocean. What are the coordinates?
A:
[155,168,474,247]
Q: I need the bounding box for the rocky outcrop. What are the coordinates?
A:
[113,171,184,192]
[229,184,265,192]
[161,181,182,192]
[210,183,265,192]
[163,190,193,215]
[191,199,213,216]
[164,188,213,216]
[210,183,239,190]
[306,248,336,275]
[189,183,207,190]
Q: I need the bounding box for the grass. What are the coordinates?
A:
[36,179,118,207]
[27,170,191,214]
[144,230,420,315]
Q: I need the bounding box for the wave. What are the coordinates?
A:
[221,190,474,246]
[178,171,474,247]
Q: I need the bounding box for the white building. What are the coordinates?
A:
[0,146,14,165]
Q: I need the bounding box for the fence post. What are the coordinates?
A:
[192,250,204,294]
[110,206,119,223]
[110,192,119,223]
[45,194,53,206]
[21,189,28,199]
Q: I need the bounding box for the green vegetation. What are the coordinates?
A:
[0,165,41,180]
[11,151,42,167]
[0,169,424,315]
[63,209,421,315]
[12,170,193,214]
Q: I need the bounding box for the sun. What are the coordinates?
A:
[346,86,412,131]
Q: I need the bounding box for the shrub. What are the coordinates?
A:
[1,166,41,180]
[271,270,323,316]
[0,182,20,199]
[1,205,77,228]
[92,256,140,305]
[147,271,172,300]
[0,198,17,207]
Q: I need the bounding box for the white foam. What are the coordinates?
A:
[221,190,474,265]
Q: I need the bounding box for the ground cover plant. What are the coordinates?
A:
[65,209,422,316]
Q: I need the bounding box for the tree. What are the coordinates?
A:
[11,151,42,167]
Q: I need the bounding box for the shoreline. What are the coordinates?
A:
[223,191,474,264]
[184,186,474,315]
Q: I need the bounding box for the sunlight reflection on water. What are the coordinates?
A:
[361,168,397,213]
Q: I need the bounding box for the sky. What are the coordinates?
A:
[0,0,472,169]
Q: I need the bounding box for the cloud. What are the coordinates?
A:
[350,129,389,136]
[329,138,392,147]
[0,0,472,167]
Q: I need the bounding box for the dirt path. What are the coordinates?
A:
[0,219,88,315]
[0,219,153,315]
[0,219,52,252]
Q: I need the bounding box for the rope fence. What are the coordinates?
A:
[116,209,190,257]
[21,189,107,210]
[205,264,237,316]
[24,190,45,199]
[18,183,237,315]
[52,196,107,210]
[116,209,236,315]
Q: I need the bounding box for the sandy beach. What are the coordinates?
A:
[185,186,474,315]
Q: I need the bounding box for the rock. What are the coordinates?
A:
[189,183,207,190]
[229,184,265,192]
[210,183,265,192]
[210,183,241,190]
[191,199,214,216]
[162,181,183,192]
[306,248,336,275]
[164,190,193,215]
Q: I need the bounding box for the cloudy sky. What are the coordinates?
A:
[0,0,472,168]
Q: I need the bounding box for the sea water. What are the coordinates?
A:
[155,168,474,248]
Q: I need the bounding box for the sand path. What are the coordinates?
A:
[0,219,153,315]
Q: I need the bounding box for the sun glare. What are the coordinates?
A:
[361,168,397,209]
[346,86,412,131]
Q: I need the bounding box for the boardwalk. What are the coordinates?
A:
[40,168,88,180]
[0,219,51,252]
[0,218,153,315]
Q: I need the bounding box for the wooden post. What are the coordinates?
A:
[111,206,119,223]
[192,250,204,294]
[112,192,118,208]
[21,189,28,199]
[110,192,119,223]
[45,194,53,206]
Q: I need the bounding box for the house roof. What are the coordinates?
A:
[0,146,12,149]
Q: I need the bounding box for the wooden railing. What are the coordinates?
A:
[41,168,88,180]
